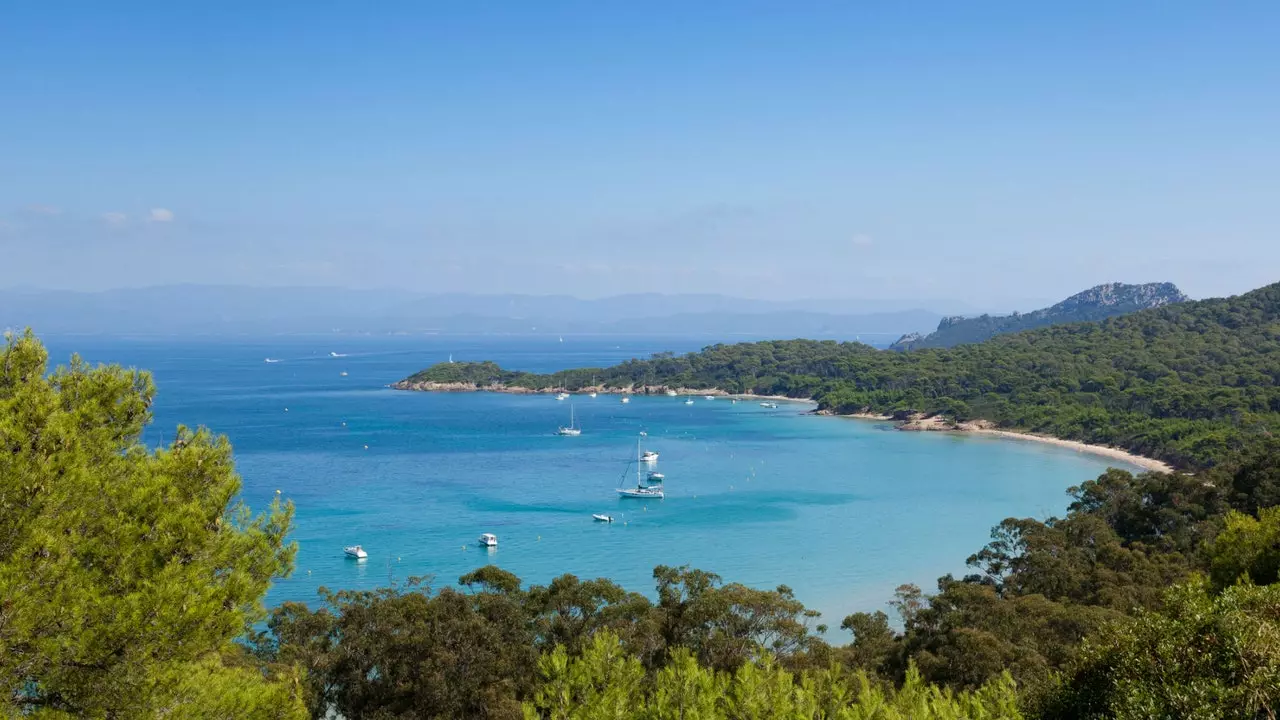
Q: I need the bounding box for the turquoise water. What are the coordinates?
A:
[41,335,1137,626]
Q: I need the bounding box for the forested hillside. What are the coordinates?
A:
[889,282,1188,350]
[402,282,1280,470]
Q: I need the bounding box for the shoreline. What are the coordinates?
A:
[834,413,1173,473]
[965,429,1174,474]
[391,382,1173,473]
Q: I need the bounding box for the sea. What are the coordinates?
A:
[39,334,1137,629]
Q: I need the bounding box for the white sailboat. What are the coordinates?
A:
[618,433,665,499]
[557,404,582,436]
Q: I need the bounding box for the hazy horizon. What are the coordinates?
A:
[4,3,1278,306]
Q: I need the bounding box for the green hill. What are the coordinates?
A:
[398,281,1280,470]
[889,281,1189,350]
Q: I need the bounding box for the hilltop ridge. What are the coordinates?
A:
[889,281,1188,350]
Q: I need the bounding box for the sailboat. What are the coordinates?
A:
[588,375,598,398]
[618,433,664,499]
[449,354,454,364]
[557,404,582,436]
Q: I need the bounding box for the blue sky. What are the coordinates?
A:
[2,1,1277,306]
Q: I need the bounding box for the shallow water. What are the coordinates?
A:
[41,334,1137,627]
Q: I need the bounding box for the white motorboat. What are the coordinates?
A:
[760,402,778,409]
[556,392,570,401]
[641,450,659,463]
[264,358,280,363]
[704,395,715,400]
[343,545,368,560]
[340,371,348,377]
[557,404,582,436]
[329,351,347,358]
[646,472,665,484]
[593,513,614,522]
[478,533,498,547]
[618,433,665,499]
[665,390,678,397]
[621,396,631,404]
[589,391,598,398]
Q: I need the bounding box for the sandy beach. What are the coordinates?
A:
[836,412,1174,473]
[965,428,1174,473]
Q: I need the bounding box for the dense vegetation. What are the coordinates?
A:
[11,280,1280,717]
[0,331,304,718]
[889,282,1187,351]
[404,282,1280,470]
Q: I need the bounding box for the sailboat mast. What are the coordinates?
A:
[636,434,642,487]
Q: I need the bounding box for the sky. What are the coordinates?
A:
[2,1,1278,307]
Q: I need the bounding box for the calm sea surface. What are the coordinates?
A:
[40,334,1137,626]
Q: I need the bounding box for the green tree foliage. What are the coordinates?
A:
[261,565,828,719]
[0,330,303,717]
[1206,506,1280,589]
[522,632,1022,720]
[1037,580,1280,719]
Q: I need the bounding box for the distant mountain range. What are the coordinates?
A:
[0,285,947,341]
[889,282,1190,351]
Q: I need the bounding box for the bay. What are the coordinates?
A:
[39,334,1137,626]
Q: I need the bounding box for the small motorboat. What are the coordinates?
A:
[478,533,498,547]
[589,392,598,398]
[665,390,678,397]
[621,396,631,404]
[343,545,368,560]
[264,358,280,363]
[647,472,665,482]
[704,395,715,400]
[593,513,614,522]
[641,450,659,463]
[340,371,348,377]
[760,402,778,409]
[556,392,570,401]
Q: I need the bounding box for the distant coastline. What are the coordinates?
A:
[390,380,1173,473]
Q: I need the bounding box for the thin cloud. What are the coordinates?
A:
[149,208,175,222]
[24,204,62,216]
[852,234,874,248]
[102,212,129,227]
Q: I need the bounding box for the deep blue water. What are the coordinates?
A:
[40,334,1137,628]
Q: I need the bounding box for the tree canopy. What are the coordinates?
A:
[0,330,303,718]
